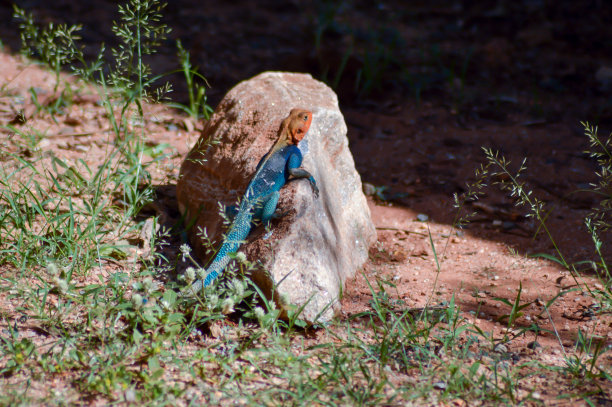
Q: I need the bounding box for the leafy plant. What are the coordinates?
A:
[0,319,38,376]
[13,5,83,92]
[108,0,171,104]
[477,137,612,393]
[169,40,214,120]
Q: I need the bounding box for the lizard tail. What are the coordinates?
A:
[190,208,253,292]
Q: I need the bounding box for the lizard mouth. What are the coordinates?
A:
[291,128,305,143]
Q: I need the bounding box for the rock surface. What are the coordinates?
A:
[176,71,376,322]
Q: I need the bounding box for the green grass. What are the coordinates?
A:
[0,1,610,405]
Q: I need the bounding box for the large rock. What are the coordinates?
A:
[176,72,376,322]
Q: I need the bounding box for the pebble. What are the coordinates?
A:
[125,388,136,402]
[416,213,429,222]
[494,343,508,353]
[38,139,51,148]
[433,382,447,390]
[527,341,540,350]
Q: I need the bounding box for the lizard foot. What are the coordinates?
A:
[310,182,320,198]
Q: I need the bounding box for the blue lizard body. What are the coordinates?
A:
[187,109,318,293]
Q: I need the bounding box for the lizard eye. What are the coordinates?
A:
[303,114,309,121]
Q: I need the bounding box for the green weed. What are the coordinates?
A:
[169,40,214,120]
[476,124,612,400]
[13,5,83,93]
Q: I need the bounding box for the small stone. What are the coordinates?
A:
[416,213,429,222]
[362,182,376,196]
[125,388,136,402]
[492,219,502,226]
[527,341,540,350]
[433,381,447,390]
[38,139,51,148]
[494,343,508,353]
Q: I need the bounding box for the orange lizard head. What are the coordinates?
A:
[284,108,313,145]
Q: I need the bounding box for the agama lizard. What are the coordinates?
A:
[186,108,319,293]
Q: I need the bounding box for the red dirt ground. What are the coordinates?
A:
[0,1,611,404]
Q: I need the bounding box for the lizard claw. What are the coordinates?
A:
[311,182,319,198]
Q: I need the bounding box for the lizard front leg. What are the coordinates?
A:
[288,167,319,197]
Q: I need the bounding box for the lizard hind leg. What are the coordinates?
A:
[260,191,281,240]
[260,191,281,225]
